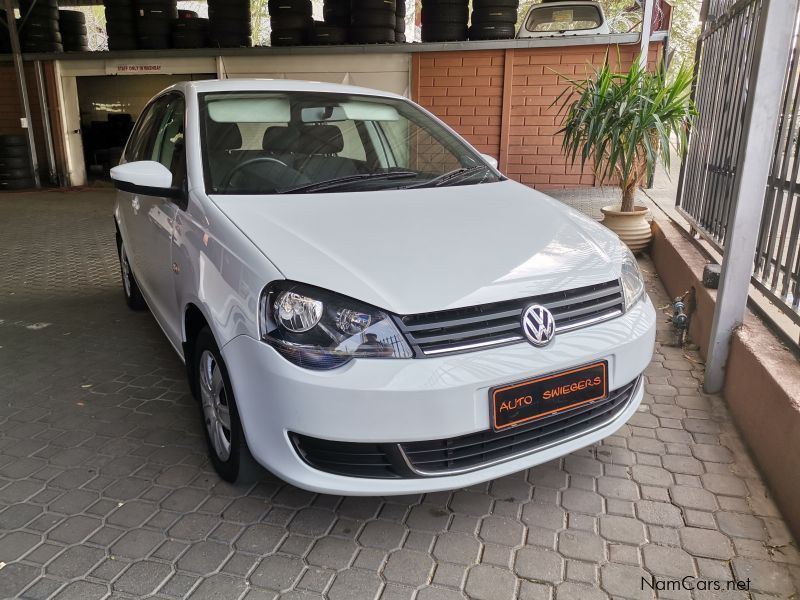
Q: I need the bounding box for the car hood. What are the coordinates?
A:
[210,180,626,315]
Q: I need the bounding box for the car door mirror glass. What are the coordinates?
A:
[111,161,180,198]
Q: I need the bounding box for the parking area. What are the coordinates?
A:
[0,190,798,600]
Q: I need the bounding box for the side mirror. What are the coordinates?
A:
[481,153,499,170]
[110,161,181,199]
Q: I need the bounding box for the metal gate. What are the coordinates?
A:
[678,0,800,327]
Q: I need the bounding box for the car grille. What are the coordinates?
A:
[394,280,625,356]
[290,376,640,479]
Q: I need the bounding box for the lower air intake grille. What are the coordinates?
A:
[395,280,625,356]
[290,376,640,479]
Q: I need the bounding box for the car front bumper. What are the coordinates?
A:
[221,295,656,495]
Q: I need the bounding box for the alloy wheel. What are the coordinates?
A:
[199,350,232,461]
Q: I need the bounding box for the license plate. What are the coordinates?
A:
[491,361,608,431]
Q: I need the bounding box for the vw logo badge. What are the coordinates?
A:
[521,304,556,347]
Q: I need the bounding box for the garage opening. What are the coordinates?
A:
[76,73,213,182]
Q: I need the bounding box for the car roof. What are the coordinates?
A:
[169,78,407,100]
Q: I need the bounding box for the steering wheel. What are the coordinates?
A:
[221,156,290,189]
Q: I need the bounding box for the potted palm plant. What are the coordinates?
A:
[555,59,696,251]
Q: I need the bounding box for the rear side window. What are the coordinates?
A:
[525,5,603,32]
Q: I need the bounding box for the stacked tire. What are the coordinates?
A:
[421,0,468,42]
[19,0,62,53]
[308,21,347,45]
[208,0,251,48]
[59,10,89,52]
[269,0,312,47]
[0,135,34,192]
[172,14,210,48]
[395,0,406,42]
[469,0,518,40]
[104,0,137,51]
[135,0,177,50]
[350,0,396,44]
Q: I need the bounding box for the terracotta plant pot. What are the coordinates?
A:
[600,204,652,252]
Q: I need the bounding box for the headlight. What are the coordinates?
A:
[259,281,413,370]
[621,249,645,311]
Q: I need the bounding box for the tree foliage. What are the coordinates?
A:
[554,58,697,211]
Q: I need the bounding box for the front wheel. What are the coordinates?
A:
[194,328,261,483]
[118,239,147,310]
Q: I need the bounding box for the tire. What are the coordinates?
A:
[22,42,64,53]
[0,178,35,190]
[137,33,171,48]
[23,17,60,31]
[473,0,519,8]
[468,22,516,39]
[351,0,395,9]
[63,34,89,48]
[352,9,396,28]
[268,0,312,16]
[105,6,135,21]
[270,28,306,46]
[178,9,198,18]
[210,18,252,35]
[396,16,405,32]
[349,26,395,43]
[108,34,138,50]
[117,238,147,310]
[421,5,468,23]
[174,17,209,31]
[0,157,30,169]
[136,16,173,35]
[20,0,57,9]
[20,5,59,20]
[471,7,518,23]
[0,169,31,180]
[172,31,208,47]
[210,32,251,47]
[24,30,62,43]
[208,5,249,20]
[58,9,86,24]
[323,1,349,25]
[308,23,347,44]
[107,21,136,36]
[0,145,28,158]
[193,327,261,484]
[135,6,178,20]
[61,23,88,36]
[422,22,467,41]
[270,13,313,29]
[0,134,27,147]
[395,32,406,42]
[395,0,406,13]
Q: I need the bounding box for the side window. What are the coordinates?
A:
[151,95,186,184]
[124,97,167,163]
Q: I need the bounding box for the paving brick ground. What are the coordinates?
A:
[0,190,798,600]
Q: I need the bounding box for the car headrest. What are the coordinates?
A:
[297,124,344,155]
[262,126,301,152]
[206,120,242,151]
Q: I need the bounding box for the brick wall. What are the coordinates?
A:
[413,50,505,159]
[412,43,662,189]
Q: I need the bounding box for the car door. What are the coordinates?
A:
[119,93,186,348]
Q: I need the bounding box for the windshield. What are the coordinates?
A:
[199,91,502,194]
[525,5,603,32]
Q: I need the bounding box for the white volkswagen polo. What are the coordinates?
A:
[111,79,655,495]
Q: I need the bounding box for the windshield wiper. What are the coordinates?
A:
[278,170,419,194]
[402,165,491,189]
